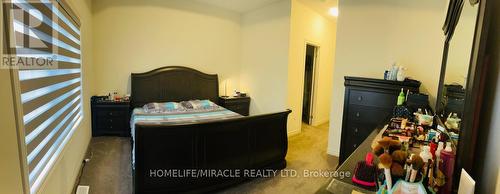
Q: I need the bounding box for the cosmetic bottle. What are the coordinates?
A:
[390,64,399,81]
[397,66,405,81]
[420,146,432,176]
[397,88,405,106]
[440,142,455,194]
[435,142,444,171]
[429,138,438,159]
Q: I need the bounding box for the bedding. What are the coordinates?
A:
[130,105,242,167]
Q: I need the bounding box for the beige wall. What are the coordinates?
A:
[445,3,478,86]
[92,0,242,96]
[0,73,25,194]
[287,0,336,134]
[0,1,94,193]
[0,2,26,193]
[240,0,291,117]
[328,0,447,156]
[39,0,94,193]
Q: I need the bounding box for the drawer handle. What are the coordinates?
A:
[109,119,113,123]
[356,112,360,117]
[109,112,113,116]
[357,96,363,101]
[354,128,359,133]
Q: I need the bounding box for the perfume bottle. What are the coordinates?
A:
[440,142,455,194]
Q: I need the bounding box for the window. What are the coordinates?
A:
[3,0,82,193]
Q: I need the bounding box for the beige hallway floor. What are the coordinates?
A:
[78,123,337,194]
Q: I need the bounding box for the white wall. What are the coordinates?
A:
[0,2,26,193]
[39,0,94,193]
[328,0,447,156]
[287,0,336,134]
[240,0,291,116]
[92,0,242,96]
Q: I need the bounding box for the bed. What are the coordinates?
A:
[130,66,291,193]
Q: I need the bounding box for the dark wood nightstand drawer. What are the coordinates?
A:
[225,105,249,115]
[96,109,127,117]
[224,103,248,110]
[96,117,127,129]
[223,99,249,104]
[91,97,131,137]
[219,97,250,116]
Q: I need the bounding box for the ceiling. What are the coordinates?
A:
[193,0,281,13]
[297,0,339,21]
[192,0,338,21]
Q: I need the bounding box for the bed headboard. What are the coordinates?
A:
[131,66,219,108]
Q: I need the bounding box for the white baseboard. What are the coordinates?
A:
[327,147,339,157]
[287,129,301,137]
[312,119,329,127]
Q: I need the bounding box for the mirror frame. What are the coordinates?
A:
[436,0,490,189]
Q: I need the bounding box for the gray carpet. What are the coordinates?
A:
[78,123,337,194]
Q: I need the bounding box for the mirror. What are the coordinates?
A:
[438,1,479,132]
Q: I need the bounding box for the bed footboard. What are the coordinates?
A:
[134,110,291,194]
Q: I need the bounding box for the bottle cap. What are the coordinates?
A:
[445,142,452,152]
[423,145,430,152]
[420,146,432,161]
[437,142,444,150]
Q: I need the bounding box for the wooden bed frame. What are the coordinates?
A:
[130,66,291,193]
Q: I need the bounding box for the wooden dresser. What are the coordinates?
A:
[91,97,131,137]
[219,96,251,116]
[339,77,421,163]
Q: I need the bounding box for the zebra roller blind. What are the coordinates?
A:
[4,0,82,193]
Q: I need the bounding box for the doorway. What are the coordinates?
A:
[302,44,318,125]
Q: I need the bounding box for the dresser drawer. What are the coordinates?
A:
[347,105,392,124]
[340,122,375,162]
[349,90,398,108]
[225,104,248,111]
[223,99,250,105]
[96,117,127,130]
[344,122,373,139]
[96,109,127,117]
[91,101,130,137]
[343,123,373,146]
[219,97,250,116]
[225,104,249,116]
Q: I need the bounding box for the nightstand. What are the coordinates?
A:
[219,96,250,116]
[91,97,131,137]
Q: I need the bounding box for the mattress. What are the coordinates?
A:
[130,106,242,167]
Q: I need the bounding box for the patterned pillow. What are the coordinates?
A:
[143,102,184,113]
[180,100,218,110]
